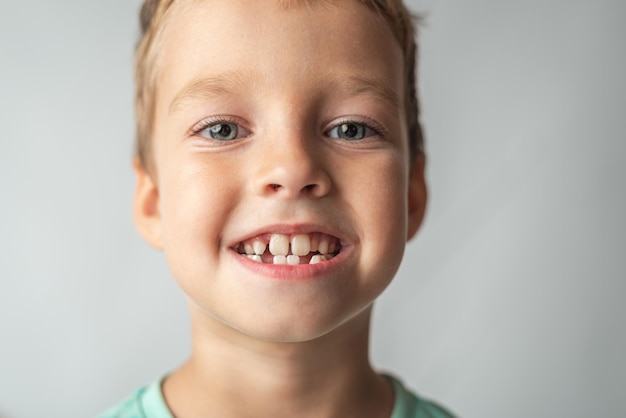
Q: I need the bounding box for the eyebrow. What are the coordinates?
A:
[328,73,400,112]
[169,71,400,114]
[169,70,249,114]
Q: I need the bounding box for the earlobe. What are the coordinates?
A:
[407,153,428,241]
[132,158,163,249]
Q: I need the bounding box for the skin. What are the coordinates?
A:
[133,0,427,417]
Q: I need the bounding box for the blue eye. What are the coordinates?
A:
[327,122,375,140]
[201,122,239,141]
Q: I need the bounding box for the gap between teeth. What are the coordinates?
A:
[239,233,339,265]
[247,254,329,265]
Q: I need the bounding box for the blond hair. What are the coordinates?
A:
[134,0,423,172]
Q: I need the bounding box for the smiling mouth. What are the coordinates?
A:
[236,232,341,265]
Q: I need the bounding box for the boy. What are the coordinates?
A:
[103,0,455,416]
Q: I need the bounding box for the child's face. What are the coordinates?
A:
[135,0,426,342]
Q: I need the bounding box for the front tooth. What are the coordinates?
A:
[273,255,287,265]
[248,255,262,263]
[310,234,319,252]
[244,243,254,255]
[291,234,311,256]
[318,236,329,255]
[269,234,289,256]
[253,240,267,255]
[287,255,300,265]
[309,254,323,264]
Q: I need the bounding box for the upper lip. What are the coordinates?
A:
[229,223,350,247]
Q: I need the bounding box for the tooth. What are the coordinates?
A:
[328,240,337,254]
[291,234,311,256]
[309,255,323,264]
[310,234,319,252]
[253,240,267,255]
[273,255,287,265]
[269,234,289,256]
[287,255,300,265]
[248,255,262,263]
[244,243,254,255]
[318,236,329,255]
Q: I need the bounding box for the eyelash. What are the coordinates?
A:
[189,116,249,140]
[189,116,387,141]
[326,117,387,140]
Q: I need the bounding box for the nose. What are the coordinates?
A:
[252,132,331,199]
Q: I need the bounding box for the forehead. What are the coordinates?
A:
[154,0,404,116]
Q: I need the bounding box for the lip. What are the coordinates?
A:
[229,243,352,280]
[228,223,353,280]
[229,223,350,248]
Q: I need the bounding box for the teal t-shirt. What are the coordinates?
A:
[99,375,455,418]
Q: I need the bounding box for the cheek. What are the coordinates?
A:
[158,154,237,269]
[346,152,409,258]
[338,152,409,306]
[374,160,407,249]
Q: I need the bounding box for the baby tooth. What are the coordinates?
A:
[287,255,300,265]
[244,243,254,255]
[328,240,337,254]
[291,234,311,256]
[273,255,287,265]
[310,234,319,252]
[269,234,289,256]
[317,237,329,255]
[253,240,267,255]
[309,255,323,264]
[248,255,262,263]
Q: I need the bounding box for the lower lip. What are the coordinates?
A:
[230,247,351,280]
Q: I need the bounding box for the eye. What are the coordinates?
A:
[192,118,251,141]
[202,122,239,141]
[327,122,377,140]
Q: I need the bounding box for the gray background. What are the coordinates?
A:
[1,0,624,417]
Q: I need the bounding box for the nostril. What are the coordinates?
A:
[304,184,316,191]
[270,184,281,190]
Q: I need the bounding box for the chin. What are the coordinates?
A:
[229,302,372,345]
[238,315,342,343]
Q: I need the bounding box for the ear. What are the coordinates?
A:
[407,153,428,241]
[132,158,163,250]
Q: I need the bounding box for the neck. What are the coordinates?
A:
[163,305,393,418]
